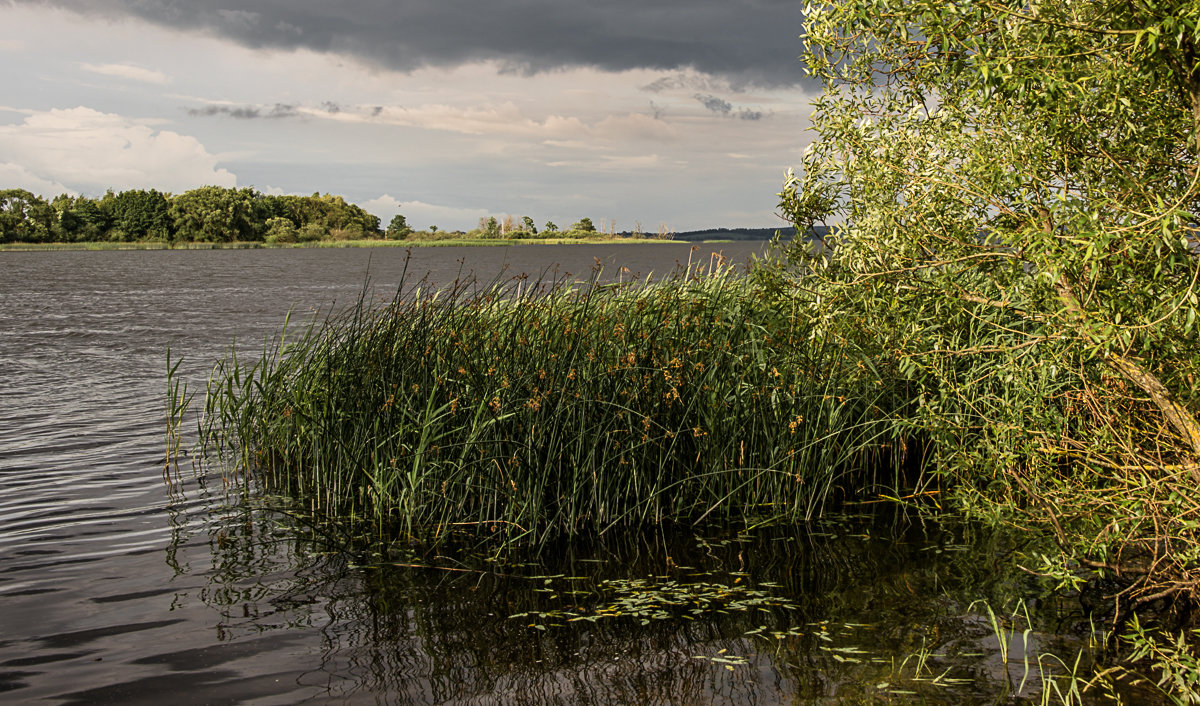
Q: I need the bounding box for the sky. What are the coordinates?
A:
[0,1,818,232]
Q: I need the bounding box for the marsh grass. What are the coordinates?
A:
[164,347,194,478]
[199,264,910,552]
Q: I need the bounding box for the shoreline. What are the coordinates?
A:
[0,237,698,252]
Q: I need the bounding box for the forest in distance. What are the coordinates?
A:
[0,185,780,247]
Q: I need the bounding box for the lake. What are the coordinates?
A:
[0,243,1112,704]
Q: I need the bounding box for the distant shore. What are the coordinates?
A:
[0,237,704,252]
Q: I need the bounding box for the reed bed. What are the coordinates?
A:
[200,267,908,550]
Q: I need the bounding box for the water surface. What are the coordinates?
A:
[0,244,1110,704]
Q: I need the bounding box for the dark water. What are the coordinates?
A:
[1,244,1107,704]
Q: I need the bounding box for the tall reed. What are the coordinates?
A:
[200,265,911,550]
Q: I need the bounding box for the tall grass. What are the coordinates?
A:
[200,265,912,551]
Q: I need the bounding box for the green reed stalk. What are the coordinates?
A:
[164,346,195,486]
[200,265,916,552]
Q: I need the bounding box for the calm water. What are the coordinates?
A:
[1,244,1109,704]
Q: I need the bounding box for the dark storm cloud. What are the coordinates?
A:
[187,103,299,119]
[642,73,722,93]
[695,94,732,115]
[23,0,809,86]
[695,94,764,121]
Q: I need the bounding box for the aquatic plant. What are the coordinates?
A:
[200,264,911,551]
[164,346,195,482]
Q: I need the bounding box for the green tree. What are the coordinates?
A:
[783,0,1200,605]
[483,216,501,238]
[51,194,110,242]
[570,217,596,233]
[0,189,52,243]
[543,221,559,233]
[386,213,413,239]
[522,216,538,235]
[264,216,298,244]
[790,0,1200,459]
[297,222,326,242]
[259,193,380,239]
[170,186,265,242]
[106,189,172,241]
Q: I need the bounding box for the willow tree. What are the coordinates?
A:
[784,1,1200,599]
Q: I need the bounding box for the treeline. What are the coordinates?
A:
[400,215,663,242]
[0,186,382,244]
[0,187,667,246]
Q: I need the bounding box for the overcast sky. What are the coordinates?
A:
[0,0,816,231]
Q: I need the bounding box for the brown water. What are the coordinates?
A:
[0,244,1115,704]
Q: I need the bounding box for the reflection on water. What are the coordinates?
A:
[0,245,1137,704]
[179,493,1102,705]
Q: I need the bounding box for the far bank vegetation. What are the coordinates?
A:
[0,186,670,246]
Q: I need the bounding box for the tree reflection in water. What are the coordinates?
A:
[178,501,1110,704]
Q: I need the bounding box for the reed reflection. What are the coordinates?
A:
[178,500,1106,704]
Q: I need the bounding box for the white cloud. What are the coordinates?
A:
[0,39,24,52]
[593,113,678,141]
[362,194,404,218]
[542,140,600,151]
[317,102,589,139]
[363,195,490,230]
[0,162,73,196]
[546,154,666,170]
[295,102,674,144]
[0,107,236,195]
[79,63,170,85]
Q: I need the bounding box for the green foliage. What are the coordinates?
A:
[571,217,596,233]
[522,216,538,235]
[296,222,326,243]
[264,192,382,239]
[782,0,1200,679]
[0,189,53,243]
[51,194,110,242]
[792,0,1200,409]
[386,213,413,239]
[170,186,268,242]
[0,185,388,244]
[1123,618,1200,703]
[544,221,559,233]
[200,268,906,551]
[787,0,1200,483]
[103,188,172,241]
[263,216,298,244]
[482,216,501,238]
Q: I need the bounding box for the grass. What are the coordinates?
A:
[0,241,263,251]
[188,255,1200,696]
[198,263,911,552]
